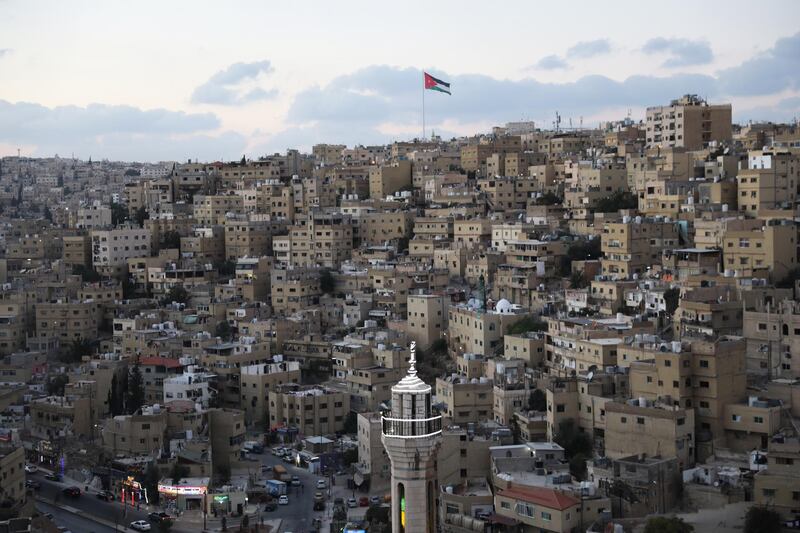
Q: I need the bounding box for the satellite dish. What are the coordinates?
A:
[586,371,594,382]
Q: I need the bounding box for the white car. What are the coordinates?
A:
[316,479,327,489]
[24,465,38,474]
[278,495,289,505]
[347,497,357,508]
[130,521,151,531]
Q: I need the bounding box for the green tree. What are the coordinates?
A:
[161,285,190,306]
[134,206,149,227]
[535,192,562,205]
[528,389,546,411]
[776,267,800,289]
[214,259,236,277]
[108,373,123,416]
[215,320,234,342]
[594,191,639,213]
[141,463,161,506]
[72,264,102,283]
[170,463,190,484]
[43,205,53,222]
[507,317,547,335]
[320,269,335,294]
[342,411,357,434]
[663,287,681,315]
[744,506,782,533]
[47,374,69,396]
[110,202,128,226]
[643,516,694,533]
[161,230,182,251]
[569,270,587,289]
[62,338,97,363]
[126,364,145,415]
[554,419,593,479]
[342,447,358,466]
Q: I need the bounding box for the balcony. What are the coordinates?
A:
[382,415,442,439]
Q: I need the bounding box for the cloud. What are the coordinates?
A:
[717,32,800,96]
[642,37,713,67]
[191,60,278,105]
[533,54,569,70]
[0,100,245,161]
[566,39,611,59]
[268,65,717,151]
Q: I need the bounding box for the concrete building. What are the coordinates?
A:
[645,94,732,150]
[406,294,446,350]
[91,226,152,277]
[239,361,301,426]
[754,435,800,520]
[268,384,350,436]
[101,406,167,456]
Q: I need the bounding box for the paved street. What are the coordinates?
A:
[254,452,325,532]
[36,500,119,533]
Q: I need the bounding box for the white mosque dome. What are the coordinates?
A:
[495,299,512,314]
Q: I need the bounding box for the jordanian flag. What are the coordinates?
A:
[424,72,451,95]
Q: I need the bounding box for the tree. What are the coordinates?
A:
[72,264,102,283]
[47,374,69,396]
[343,411,357,434]
[594,191,639,214]
[643,516,694,533]
[342,447,358,466]
[110,202,128,226]
[134,206,149,228]
[559,237,602,277]
[554,419,593,480]
[215,320,234,342]
[43,205,53,222]
[507,317,547,335]
[108,373,123,416]
[161,230,182,251]
[142,463,161,506]
[62,338,97,363]
[535,192,562,206]
[170,463,190,484]
[126,364,145,415]
[161,285,190,306]
[215,259,236,277]
[664,287,681,315]
[528,389,546,411]
[776,267,800,289]
[744,506,782,533]
[320,269,335,294]
[569,271,587,289]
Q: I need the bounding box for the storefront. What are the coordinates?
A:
[157,477,209,511]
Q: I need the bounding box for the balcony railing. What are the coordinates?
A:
[382,415,442,439]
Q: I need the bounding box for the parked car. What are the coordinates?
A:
[96,490,115,501]
[291,475,300,486]
[148,512,172,523]
[359,496,369,507]
[24,465,38,474]
[26,480,41,490]
[62,486,81,498]
[278,495,289,505]
[283,454,294,464]
[264,502,277,512]
[130,520,152,531]
[316,479,327,489]
[271,447,282,456]
[314,491,324,502]
[369,495,381,505]
[347,497,357,508]
[44,473,62,482]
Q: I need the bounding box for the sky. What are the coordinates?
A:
[1,0,800,162]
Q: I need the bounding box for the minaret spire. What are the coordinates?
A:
[408,340,417,377]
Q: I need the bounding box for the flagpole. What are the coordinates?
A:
[422,73,426,141]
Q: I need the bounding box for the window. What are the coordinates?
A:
[699,360,709,368]
[541,511,552,521]
[515,502,535,518]
[636,417,645,425]
[500,501,511,510]
[762,488,775,497]
[754,416,764,424]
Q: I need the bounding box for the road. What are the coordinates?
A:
[36,500,118,533]
[30,470,152,531]
[254,452,328,532]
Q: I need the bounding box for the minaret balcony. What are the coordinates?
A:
[382,415,442,439]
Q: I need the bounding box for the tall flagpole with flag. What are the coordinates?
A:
[423,71,451,140]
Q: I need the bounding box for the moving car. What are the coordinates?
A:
[148,512,172,523]
[359,496,369,507]
[130,520,152,531]
[96,490,115,501]
[62,486,81,498]
[264,502,277,512]
[347,497,357,508]
[44,473,62,482]
[25,480,41,490]
[278,495,289,505]
[24,464,38,474]
[316,479,327,489]
[314,491,324,502]
[369,495,381,505]
[291,475,300,486]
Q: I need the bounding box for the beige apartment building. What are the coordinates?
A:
[270,266,321,316]
[224,218,285,260]
[101,407,167,456]
[601,217,679,279]
[737,151,799,216]
[240,361,302,425]
[356,412,390,489]
[503,332,545,367]
[209,408,246,478]
[645,94,732,150]
[406,294,446,350]
[268,384,350,436]
[35,300,99,347]
[743,299,800,379]
[193,193,244,225]
[754,435,800,520]
[436,374,493,425]
[722,219,797,282]
[448,302,531,357]
[368,160,412,198]
[0,446,26,512]
[494,485,582,533]
[460,136,522,173]
[605,401,695,468]
[62,234,92,268]
[29,395,92,440]
[91,226,152,277]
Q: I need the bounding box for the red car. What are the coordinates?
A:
[62,487,81,498]
[358,496,369,507]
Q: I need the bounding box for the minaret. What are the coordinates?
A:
[381,341,442,533]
